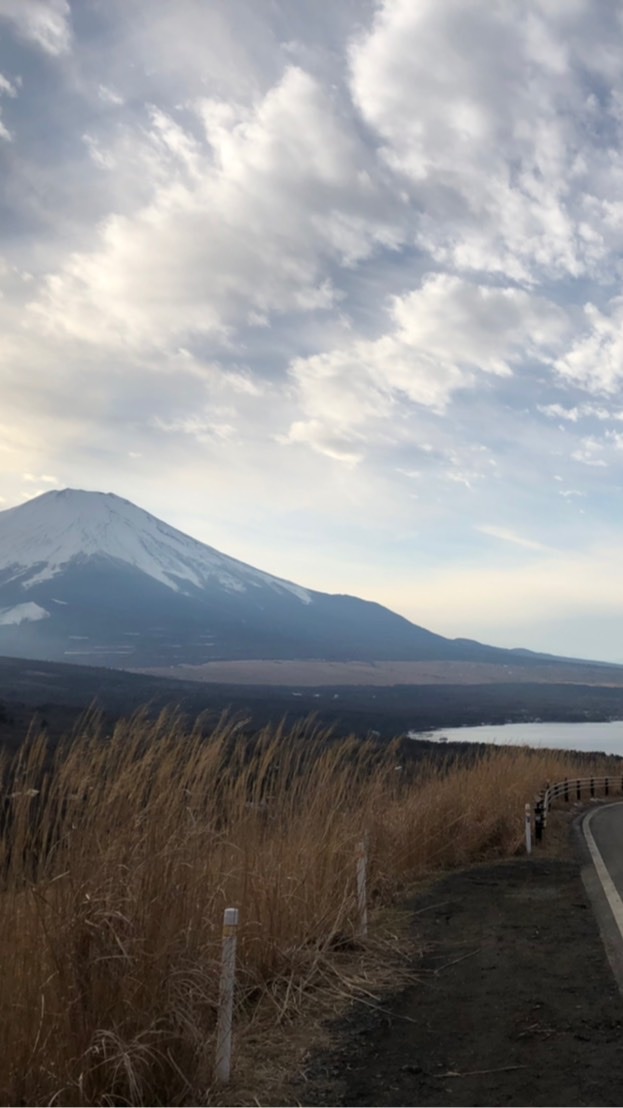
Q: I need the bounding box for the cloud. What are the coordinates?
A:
[284,274,568,460]
[476,525,549,551]
[0,73,17,97]
[0,0,72,56]
[349,0,623,285]
[97,84,123,108]
[571,437,608,466]
[538,403,582,422]
[89,0,286,105]
[0,69,16,140]
[538,401,623,422]
[555,297,623,395]
[31,66,402,350]
[23,473,58,484]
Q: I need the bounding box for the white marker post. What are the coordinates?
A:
[356,837,368,940]
[524,803,532,856]
[215,907,239,1085]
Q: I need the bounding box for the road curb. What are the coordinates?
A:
[575,801,623,997]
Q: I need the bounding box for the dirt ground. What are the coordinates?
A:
[301,821,623,1107]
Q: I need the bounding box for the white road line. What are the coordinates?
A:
[583,806,623,942]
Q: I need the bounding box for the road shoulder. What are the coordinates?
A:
[302,846,623,1107]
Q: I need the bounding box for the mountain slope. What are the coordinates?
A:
[0,488,311,601]
[0,489,548,668]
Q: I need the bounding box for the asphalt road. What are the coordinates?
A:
[586,804,623,895]
[581,801,623,993]
[307,857,623,1107]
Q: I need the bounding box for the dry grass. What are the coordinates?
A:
[134,657,623,686]
[0,711,611,1105]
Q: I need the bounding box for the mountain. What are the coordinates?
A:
[0,488,550,668]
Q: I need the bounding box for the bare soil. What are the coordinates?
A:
[301,820,623,1107]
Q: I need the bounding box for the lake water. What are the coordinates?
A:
[409,721,623,756]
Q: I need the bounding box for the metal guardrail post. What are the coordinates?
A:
[529,774,622,852]
[534,797,544,843]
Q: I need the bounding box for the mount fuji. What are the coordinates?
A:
[0,488,535,668]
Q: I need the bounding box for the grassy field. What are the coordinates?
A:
[135,657,623,687]
[0,711,613,1105]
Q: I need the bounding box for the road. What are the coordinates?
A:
[582,801,623,993]
[306,856,623,1107]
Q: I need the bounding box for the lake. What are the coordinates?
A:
[409,720,623,756]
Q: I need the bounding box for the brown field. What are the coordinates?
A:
[134,657,623,687]
[0,709,615,1105]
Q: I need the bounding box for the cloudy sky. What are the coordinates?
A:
[2,1,623,661]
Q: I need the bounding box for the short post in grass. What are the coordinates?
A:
[356,836,369,940]
[215,907,239,1085]
[524,803,532,855]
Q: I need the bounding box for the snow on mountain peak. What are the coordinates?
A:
[0,489,312,603]
[0,602,49,626]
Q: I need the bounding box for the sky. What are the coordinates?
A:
[1,1,623,662]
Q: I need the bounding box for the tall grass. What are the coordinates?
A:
[0,712,606,1104]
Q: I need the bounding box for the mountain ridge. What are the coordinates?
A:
[0,488,587,669]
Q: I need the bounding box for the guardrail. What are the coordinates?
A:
[528,775,623,851]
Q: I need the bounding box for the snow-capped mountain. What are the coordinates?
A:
[0,488,515,668]
[0,489,311,602]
